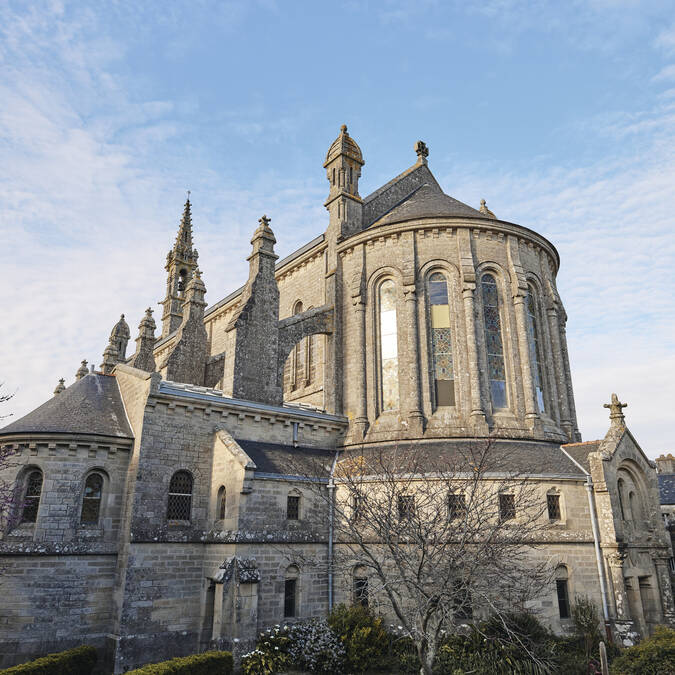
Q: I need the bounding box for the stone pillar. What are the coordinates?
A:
[352,297,369,440]
[559,320,581,441]
[654,557,675,626]
[462,286,487,431]
[403,285,424,436]
[513,292,539,424]
[547,306,572,439]
[607,552,630,622]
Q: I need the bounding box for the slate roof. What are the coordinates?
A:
[337,439,585,478]
[371,182,482,227]
[659,474,675,505]
[0,373,133,440]
[236,439,335,477]
[561,441,601,473]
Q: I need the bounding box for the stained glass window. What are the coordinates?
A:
[525,286,546,413]
[354,575,369,607]
[379,280,399,411]
[428,273,455,407]
[481,274,507,409]
[21,470,43,523]
[499,493,515,521]
[167,470,192,521]
[547,493,561,520]
[448,493,466,521]
[287,494,300,520]
[80,473,103,524]
[398,495,415,520]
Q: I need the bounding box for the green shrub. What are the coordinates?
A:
[434,613,559,674]
[0,646,97,675]
[610,625,675,674]
[327,604,389,673]
[125,650,233,674]
[571,595,602,660]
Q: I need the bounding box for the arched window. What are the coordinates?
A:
[80,473,104,524]
[379,279,399,411]
[284,565,299,617]
[353,566,369,607]
[21,469,43,523]
[287,491,301,520]
[617,478,626,520]
[427,273,455,407]
[555,565,570,619]
[217,486,226,520]
[525,285,546,414]
[167,470,193,521]
[547,489,562,521]
[481,274,507,409]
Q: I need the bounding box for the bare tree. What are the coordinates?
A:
[290,438,556,675]
[0,383,20,534]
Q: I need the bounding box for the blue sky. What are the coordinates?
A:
[1,0,674,457]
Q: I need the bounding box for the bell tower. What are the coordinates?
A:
[324,125,364,239]
[160,196,199,337]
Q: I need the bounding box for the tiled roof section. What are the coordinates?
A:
[659,474,675,506]
[561,441,602,473]
[372,183,482,227]
[337,439,586,478]
[236,439,335,477]
[0,373,133,440]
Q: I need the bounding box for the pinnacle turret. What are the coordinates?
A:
[160,196,200,337]
[75,360,89,380]
[129,308,157,373]
[53,378,66,396]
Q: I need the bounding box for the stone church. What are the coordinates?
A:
[1,127,673,672]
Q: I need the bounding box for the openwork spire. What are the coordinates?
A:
[173,196,196,260]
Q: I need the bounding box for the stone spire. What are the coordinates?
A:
[160,196,199,338]
[128,308,157,373]
[222,216,281,406]
[53,378,66,396]
[163,269,208,385]
[109,315,130,361]
[604,393,627,430]
[75,360,88,380]
[324,125,364,239]
[479,199,496,219]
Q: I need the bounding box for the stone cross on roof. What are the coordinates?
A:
[415,140,429,160]
[604,393,627,427]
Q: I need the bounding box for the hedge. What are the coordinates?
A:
[0,645,97,675]
[125,650,233,674]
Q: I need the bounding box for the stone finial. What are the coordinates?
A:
[128,308,157,373]
[415,140,429,162]
[53,378,66,395]
[479,199,496,219]
[100,339,118,375]
[604,393,627,428]
[75,360,88,380]
[109,314,131,361]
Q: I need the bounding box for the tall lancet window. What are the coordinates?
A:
[292,301,304,389]
[428,273,455,407]
[481,274,507,409]
[379,280,399,411]
[525,285,546,414]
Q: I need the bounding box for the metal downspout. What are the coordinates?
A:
[560,446,611,625]
[327,450,339,611]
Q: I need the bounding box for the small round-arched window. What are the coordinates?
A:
[21,469,43,523]
[80,473,104,524]
[217,486,227,520]
[167,470,193,521]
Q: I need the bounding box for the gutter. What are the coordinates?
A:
[560,446,611,626]
[327,450,339,611]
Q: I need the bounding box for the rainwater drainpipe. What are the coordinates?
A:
[560,446,611,630]
[327,450,339,611]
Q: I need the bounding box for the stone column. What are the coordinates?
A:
[547,306,572,439]
[607,552,630,622]
[513,292,539,424]
[462,286,487,431]
[654,557,675,626]
[403,286,424,436]
[352,298,369,440]
[559,320,581,441]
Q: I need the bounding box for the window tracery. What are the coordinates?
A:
[21,469,43,524]
[525,284,546,413]
[481,274,507,409]
[427,272,455,407]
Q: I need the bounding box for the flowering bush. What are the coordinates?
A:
[242,619,345,674]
